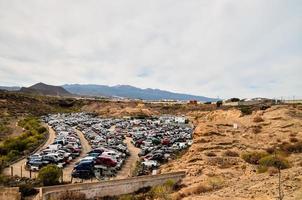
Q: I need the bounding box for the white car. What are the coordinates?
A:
[79,156,95,162]
[102,151,123,159]
[142,160,158,168]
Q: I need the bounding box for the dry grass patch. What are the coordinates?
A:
[279,141,302,153]
[176,176,224,199]
[207,157,239,168]
[188,157,202,163]
[251,125,262,134]
[290,137,299,143]
[197,138,209,143]
[203,131,223,136]
[205,152,217,157]
[207,176,224,190]
[241,151,268,165]
[223,150,239,157]
[253,116,264,122]
[57,191,86,200]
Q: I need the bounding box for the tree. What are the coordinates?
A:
[216,101,223,108]
[38,164,61,186]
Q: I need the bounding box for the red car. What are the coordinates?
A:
[161,138,170,145]
[135,139,144,147]
[95,156,117,167]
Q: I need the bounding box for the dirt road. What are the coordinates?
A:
[3,126,92,182]
[3,123,140,182]
[62,129,92,182]
[109,125,141,179]
[3,125,56,178]
[114,137,140,179]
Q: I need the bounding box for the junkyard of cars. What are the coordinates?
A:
[25,113,193,180]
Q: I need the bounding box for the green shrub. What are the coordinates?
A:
[241,151,268,164]
[6,150,19,162]
[216,101,223,108]
[149,185,171,200]
[0,123,12,135]
[257,165,268,173]
[0,174,9,184]
[19,183,38,197]
[207,176,224,190]
[0,117,47,163]
[164,179,176,189]
[239,106,253,115]
[38,165,61,186]
[119,194,134,200]
[148,180,175,200]
[38,126,47,134]
[259,155,290,170]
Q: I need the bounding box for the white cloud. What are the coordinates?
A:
[0,0,301,99]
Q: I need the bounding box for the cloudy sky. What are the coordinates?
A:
[0,0,301,99]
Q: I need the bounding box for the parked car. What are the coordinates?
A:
[95,156,117,167]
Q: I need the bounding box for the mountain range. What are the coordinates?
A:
[0,86,20,91]
[0,83,218,102]
[62,84,218,102]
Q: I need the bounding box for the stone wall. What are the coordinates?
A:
[39,171,185,200]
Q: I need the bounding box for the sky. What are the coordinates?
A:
[0,0,301,99]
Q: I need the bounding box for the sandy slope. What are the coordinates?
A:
[161,105,302,200]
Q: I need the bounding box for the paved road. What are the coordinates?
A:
[3,125,56,178]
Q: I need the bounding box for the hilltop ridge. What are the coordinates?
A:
[63,84,218,102]
[20,82,72,96]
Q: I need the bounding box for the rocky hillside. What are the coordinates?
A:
[161,105,302,200]
[0,91,85,116]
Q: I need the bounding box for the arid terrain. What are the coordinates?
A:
[161,105,302,200]
[82,100,216,117]
[1,91,302,200]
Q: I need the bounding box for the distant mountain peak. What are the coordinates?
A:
[20,83,71,96]
[113,84,138,89]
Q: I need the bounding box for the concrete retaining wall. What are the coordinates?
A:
[39,171,185,200]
